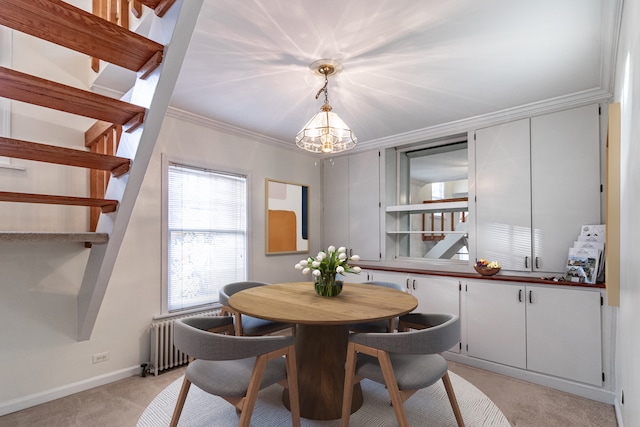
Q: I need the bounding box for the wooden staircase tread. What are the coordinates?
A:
[0,136,131,176]
[0,0,164,73]
[0,66,146,128]
[0,192,118,213]
[0,232,109,244]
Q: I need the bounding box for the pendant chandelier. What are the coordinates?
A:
[295,61,357,154]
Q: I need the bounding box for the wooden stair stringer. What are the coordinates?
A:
[76,0,204,342]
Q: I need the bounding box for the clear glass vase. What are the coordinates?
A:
[314,272,343,297]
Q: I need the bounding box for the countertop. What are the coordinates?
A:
[355,263,605,289]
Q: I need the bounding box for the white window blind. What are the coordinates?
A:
[167,162,247,312]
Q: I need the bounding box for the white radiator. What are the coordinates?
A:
[149,309,220,375]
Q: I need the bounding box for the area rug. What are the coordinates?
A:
[138,372,510,426]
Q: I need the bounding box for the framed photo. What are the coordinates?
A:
[265,179,309,254]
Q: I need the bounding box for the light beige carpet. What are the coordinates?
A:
[138,372,510,426]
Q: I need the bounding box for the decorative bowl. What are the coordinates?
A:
[474,265,501,276]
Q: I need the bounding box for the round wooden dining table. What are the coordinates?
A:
[228,281,418,420]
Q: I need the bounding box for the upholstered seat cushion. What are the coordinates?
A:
[348,318,399,333]
[187,356,288,397]
[241,315,290,336]
[355,353,448,391]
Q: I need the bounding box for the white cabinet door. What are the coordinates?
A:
[475,119,532,272]
[466,280,526,368]
[414,275,461,352]
[530,104,601,273]
[348,150,381,261]
[323,150,380,261]
[323,156,350,249]
[475,105,601,274]
[367,270,405,286]
[413,275,460,316]
[526,286,602,385]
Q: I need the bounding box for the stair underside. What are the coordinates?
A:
[0,136,131,176]
[0,232,108,244]
[0,0,164,73]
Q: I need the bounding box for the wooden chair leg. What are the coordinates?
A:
[238,353,268,427]
[341,342,358,427]
[442,372,465,427]
[169,376,192,427]
[234,313,244,336]
[378,351,410,427]
[285,345,301,427]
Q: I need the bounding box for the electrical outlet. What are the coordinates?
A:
[92,351,110,364]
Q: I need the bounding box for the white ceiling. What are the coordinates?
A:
[96,0,621,151]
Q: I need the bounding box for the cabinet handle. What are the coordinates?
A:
[518,289,522,302]
[529,290,533,304]
[412,279,416,290]
[525,256,529,268]
[535,257,540,269]
[406,278,410,290]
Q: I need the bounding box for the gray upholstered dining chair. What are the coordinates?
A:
[219,281,295,336]
[169,316,300,427]
[348,281,405,333]
[341,313,464,427]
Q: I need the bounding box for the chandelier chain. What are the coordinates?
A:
[315,70,329,104]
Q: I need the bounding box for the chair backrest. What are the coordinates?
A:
[174,316,294,361]
[363,281,404,291]
[218,281,270,307]
[349,313,459,355]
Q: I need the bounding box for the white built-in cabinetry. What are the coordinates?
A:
[406,274,461,352]
[348,269,400,284]
[348,270,604,386]
[323,150,381,261]
[400,274,460,317]
[474,104,601,273]
[465,279,603,386]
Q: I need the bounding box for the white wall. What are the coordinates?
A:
[0,31,95,232]
[613,0,640,424]
[0,109,322,411]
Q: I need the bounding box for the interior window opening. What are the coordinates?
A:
[392,138,469,262]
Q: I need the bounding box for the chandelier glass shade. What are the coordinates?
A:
[295,63,357,154]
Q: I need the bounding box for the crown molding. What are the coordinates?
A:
[165,107,309,152]
[354,88,613,153]
[94,85,612,157]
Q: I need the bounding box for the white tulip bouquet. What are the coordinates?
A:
[295,245,361,283]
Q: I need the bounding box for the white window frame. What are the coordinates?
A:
[161,153,251,315]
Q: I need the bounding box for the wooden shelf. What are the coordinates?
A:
[0,232,108,244]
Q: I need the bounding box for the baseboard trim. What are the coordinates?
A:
[446,353,616,404]
[0,365,140,416]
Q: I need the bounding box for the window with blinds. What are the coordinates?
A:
[165,161,247,312]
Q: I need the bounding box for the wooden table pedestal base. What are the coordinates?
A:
[283,324,363,420]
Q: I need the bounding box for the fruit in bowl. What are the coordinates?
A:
[474,259,501,276]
